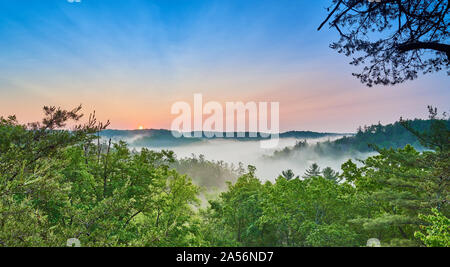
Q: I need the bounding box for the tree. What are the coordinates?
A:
[415,208,450,247]
[305,223,359,247]
[0,106,108,246]
[322,167,340,182]
[173,156,239,190]
[0,106,202,247]
[258,175,366,246]
[303,163,322,179]
[400,105,450,152]
[319,0,450,86]
[2,105,447,247]
[281,169,298,180]
[203,166,265,246]
[341,108,449,246]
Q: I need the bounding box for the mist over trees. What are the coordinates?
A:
[270,118,450,160]
[98,129,343,149]
[0,106,448,247]
[172,155,241,190]
[0,0,448,249]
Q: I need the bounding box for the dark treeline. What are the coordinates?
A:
[100,129,343,148]
[271,119,450,159]
[0,106,448,247]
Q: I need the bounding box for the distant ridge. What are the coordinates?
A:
[99,129,349,147]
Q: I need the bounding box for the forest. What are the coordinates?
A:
[0,0,449,249]
[0,105,448,247]
[270,119,450,159]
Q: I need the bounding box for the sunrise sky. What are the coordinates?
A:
[0,0,448,132]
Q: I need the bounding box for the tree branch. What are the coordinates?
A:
[318,0,343,31]
[397,42,450,59]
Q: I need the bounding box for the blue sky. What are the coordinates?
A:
[0,0,448,132]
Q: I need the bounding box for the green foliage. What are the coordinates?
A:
[1,106,448,247]
[303,163,321,179]
[0,107,200,247]
[202,167,368,247]
[202,166,265,246]
[272,119,450,159]
[305,223,358,247]
[341,111,449,246]
[341,145,449,246]
[280,169,298,181]
[322,167,340,182]
[415,209,450,247]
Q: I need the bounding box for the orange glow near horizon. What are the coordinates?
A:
[138,126,144,130]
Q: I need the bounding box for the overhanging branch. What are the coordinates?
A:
[397,42,450,59]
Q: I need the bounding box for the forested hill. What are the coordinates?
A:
[99,129,343,147]
[280,131,345,138]
[272,119,450,158]
[333,119,449,151]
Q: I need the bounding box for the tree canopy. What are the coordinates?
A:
[319,0,449,86]
[0,106,448,247]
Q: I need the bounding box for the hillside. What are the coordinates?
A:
[271,119,450,158]
[99,129,344,147]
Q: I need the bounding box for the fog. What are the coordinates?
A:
[131,136,375,182]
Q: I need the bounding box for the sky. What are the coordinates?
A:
[0,0,448,132]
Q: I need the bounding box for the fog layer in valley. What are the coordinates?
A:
[130,136,374,181]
